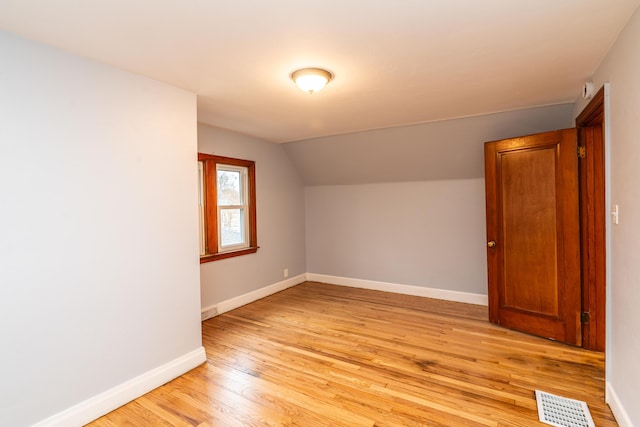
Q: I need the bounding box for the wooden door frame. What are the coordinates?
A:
[576,86,606,352]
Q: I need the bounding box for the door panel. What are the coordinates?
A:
[485,129,581,345]
[502,148,559,316]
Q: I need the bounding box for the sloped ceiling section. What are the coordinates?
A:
[0,1,638,142]
[282,103,574,185]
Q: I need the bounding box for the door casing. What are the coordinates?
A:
[576,87,606,352]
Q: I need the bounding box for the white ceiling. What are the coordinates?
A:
[1,1,638,143]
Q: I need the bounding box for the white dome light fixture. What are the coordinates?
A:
[291,68,333,94]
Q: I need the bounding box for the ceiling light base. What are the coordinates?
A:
[291,68,333,94]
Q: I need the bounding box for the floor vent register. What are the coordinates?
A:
[535,390,595,427]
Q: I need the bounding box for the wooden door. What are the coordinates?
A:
[484,129,582,345]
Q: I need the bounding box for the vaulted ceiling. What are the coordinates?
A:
[1,1,638,142]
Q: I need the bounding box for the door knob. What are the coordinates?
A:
[487,241,496,248]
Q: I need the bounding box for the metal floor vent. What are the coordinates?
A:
[535,390,595,427]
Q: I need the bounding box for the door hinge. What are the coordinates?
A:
[581,312,590,324]
[578,146,586,158]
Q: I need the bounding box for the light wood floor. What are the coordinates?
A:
[90,281,616,426]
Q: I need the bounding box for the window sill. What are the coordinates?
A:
[200,246,259,264]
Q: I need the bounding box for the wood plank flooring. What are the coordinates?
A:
[89,281,616,426]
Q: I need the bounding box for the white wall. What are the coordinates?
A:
[198,124,306,308]
[573,7,640,426]
[292,105,574,296]
[0,31,203,426]
[306,179,487,295]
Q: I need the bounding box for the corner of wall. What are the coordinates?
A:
[201,273,307,319]
[306,273,488,306]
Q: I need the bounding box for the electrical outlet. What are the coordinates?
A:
[284,268,289,278]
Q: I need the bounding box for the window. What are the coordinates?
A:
[198,153,257,263]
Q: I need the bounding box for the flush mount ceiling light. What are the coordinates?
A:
[291,68,333,94]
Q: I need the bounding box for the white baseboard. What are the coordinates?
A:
[606,381,633,427]
[306,273,488,306]
[203,273,485,319]
[202,273,307,319]
[32,347,206,427]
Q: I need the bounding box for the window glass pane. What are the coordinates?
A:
[220,208,245,247]
[217,169,242,206]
